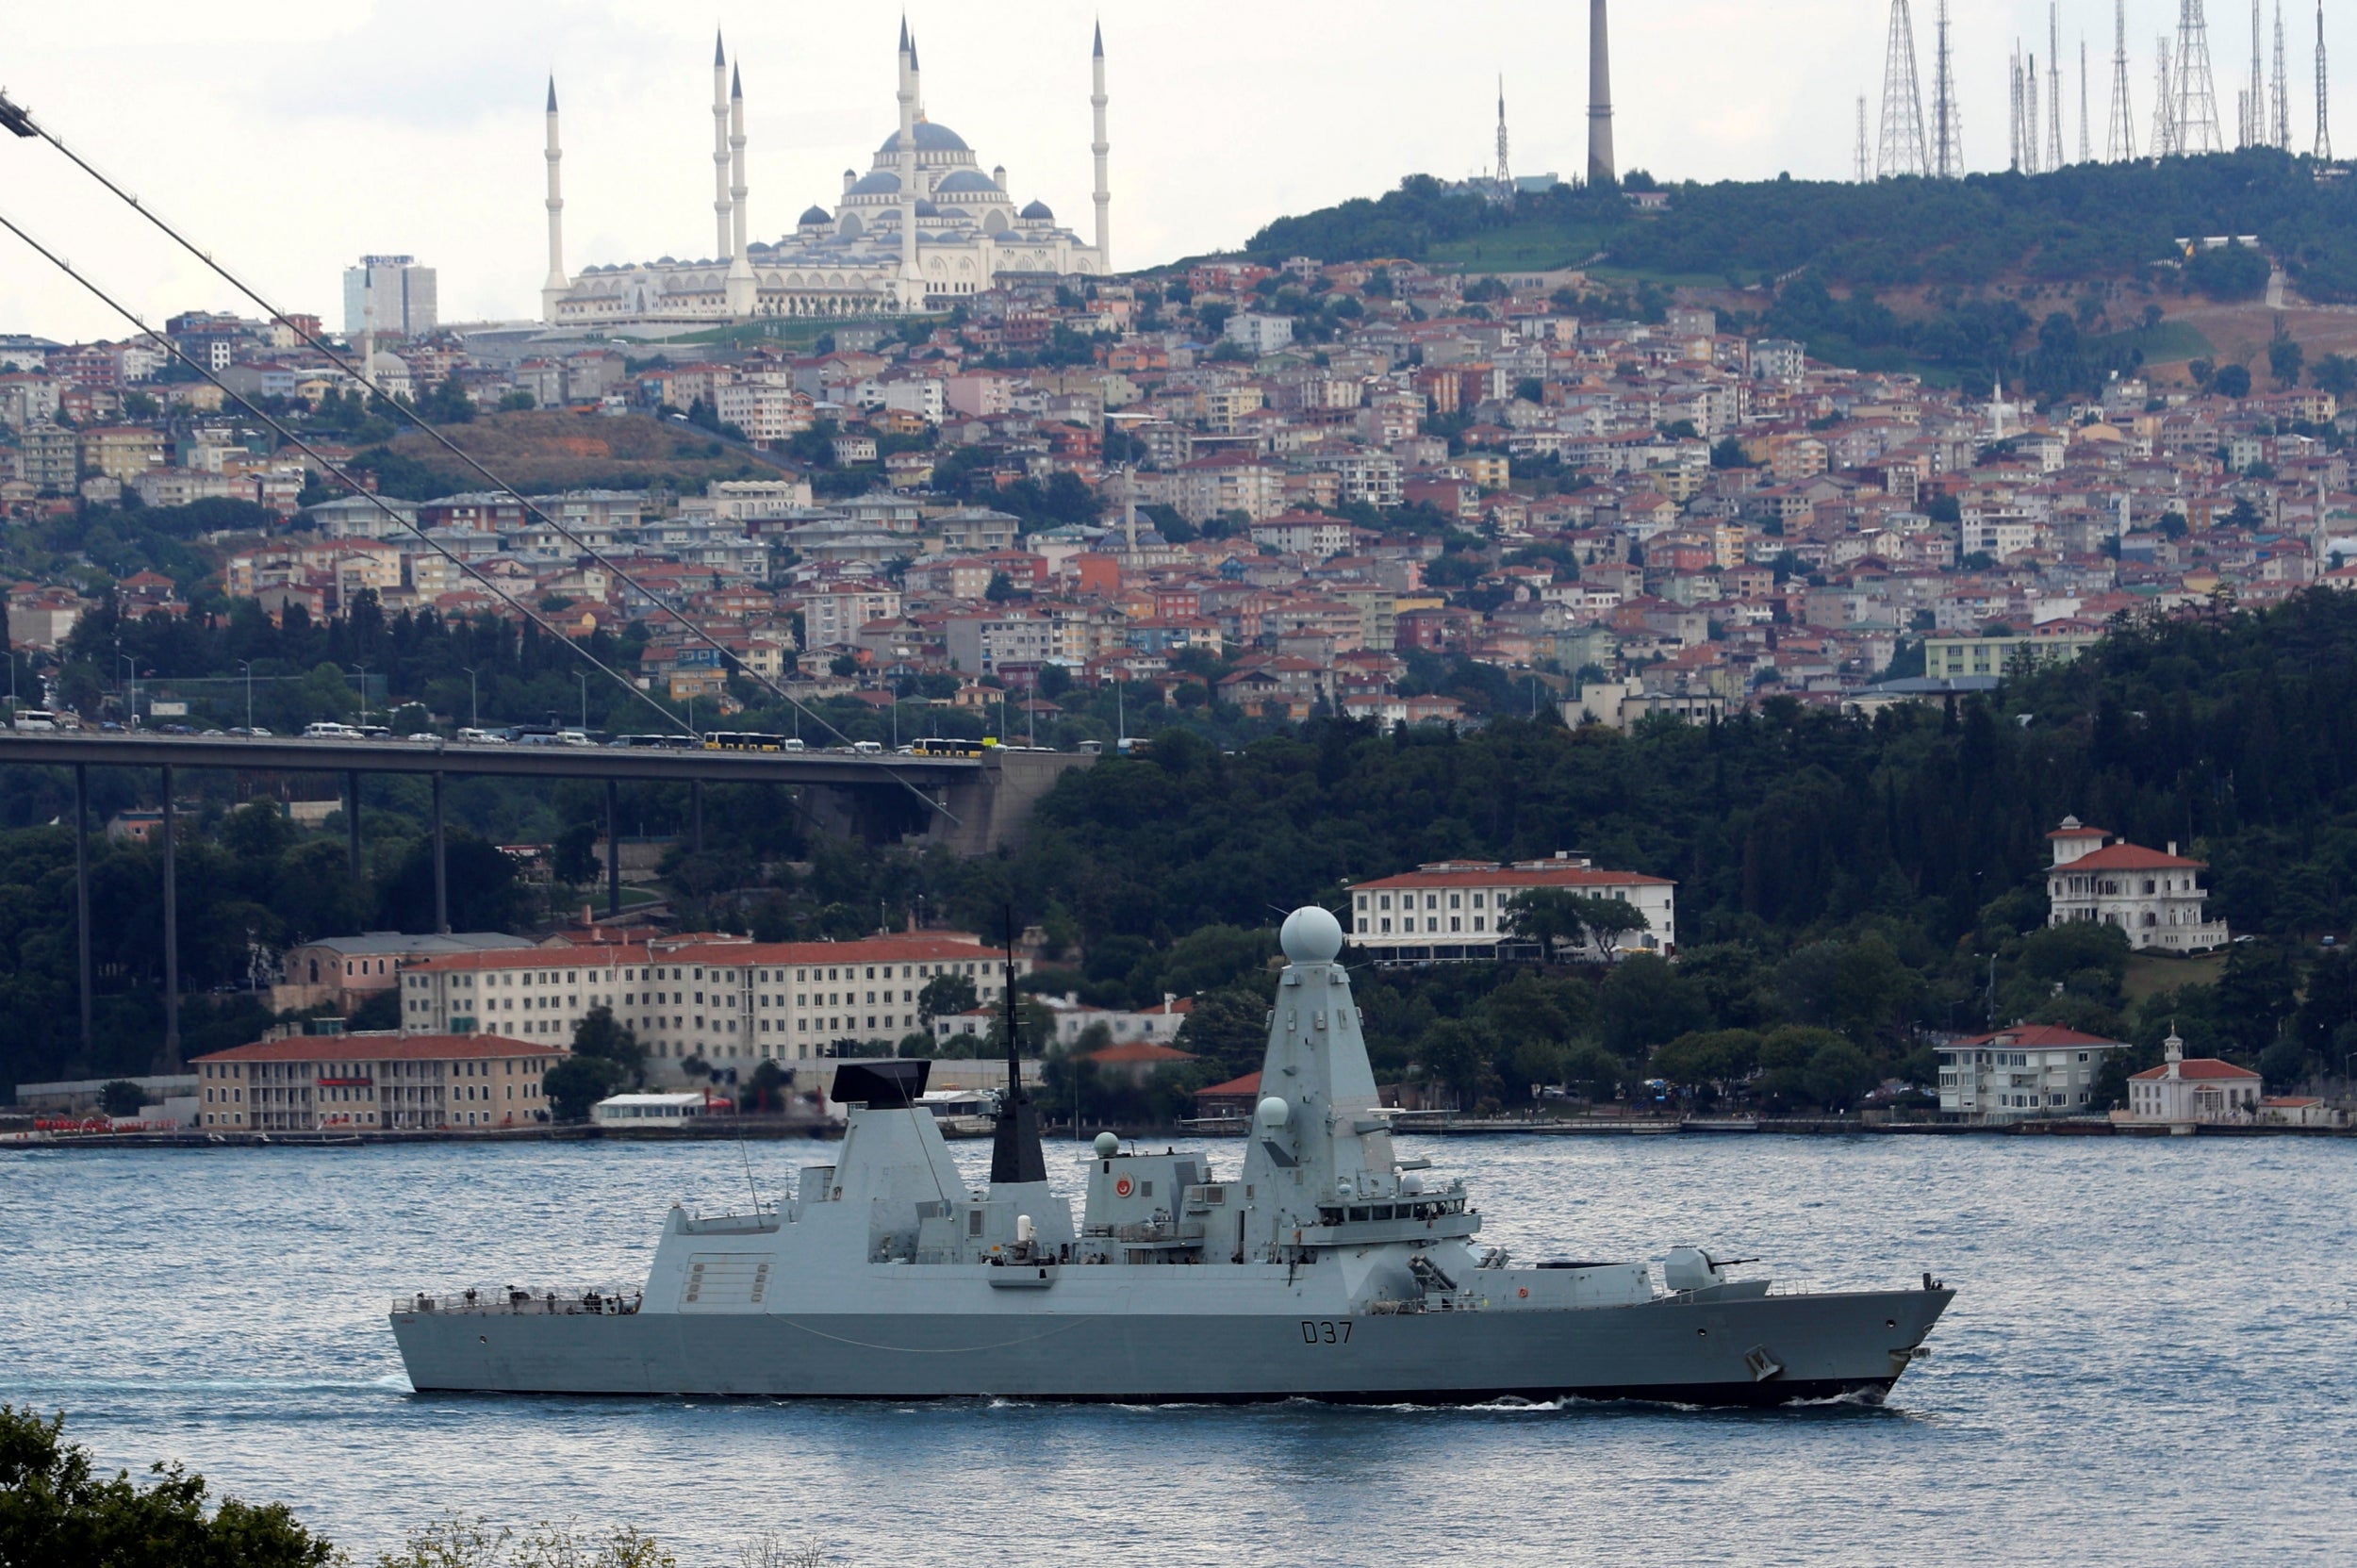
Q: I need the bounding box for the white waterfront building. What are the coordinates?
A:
[1344,854,1675,964]
[542,23,1113,328]
[2119,1032,2266,1128]
[2045,817,2230,952]
[1937,1023,2128,1123]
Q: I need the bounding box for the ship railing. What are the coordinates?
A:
[395,1286,643,1316]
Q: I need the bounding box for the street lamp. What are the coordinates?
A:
[351,663,371,726]
[461,667,479,730]
[576,671,589,732]
[116,654,135,724]
[237,660,254,733]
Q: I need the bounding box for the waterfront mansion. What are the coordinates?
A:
[1937,1022,2129,1123]
[2045,817,2230,952]
[1345,854,1675,964]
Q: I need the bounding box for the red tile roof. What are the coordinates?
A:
[1353,862,1672,891]
[1949,1024,2128,1049]
[2061,844,2206,870]
[2047,823,2111,838]
[1195,1071,1262,1098]
[1081,1042,1196,1065]
[193,1032,559,1065]
[406,934,998,973]
[2129,1059,2261,1081]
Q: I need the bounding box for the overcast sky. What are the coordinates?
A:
[0,2,2341,340]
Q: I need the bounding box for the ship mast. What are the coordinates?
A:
[989,916,1047,1183]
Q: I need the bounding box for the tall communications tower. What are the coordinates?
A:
[2319,0,2334,160]
[2154,36,2180,157]
[1588,0,1616,186]
[1857,96,1871,183]
[2027,51,2044,173]
[1496,76,1512,203]
[2108,2,2140,160]
[1933,0,1963,176]
[2176,1,2227,155]
[1879,0,1931,176]
[2050,6,2068,168]
[2082,39,2095,162]
[2273,2,2291,147]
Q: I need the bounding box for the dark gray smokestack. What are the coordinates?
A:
[1589,0,1616,186]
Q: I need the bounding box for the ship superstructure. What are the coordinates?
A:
[391,907,1952,1404]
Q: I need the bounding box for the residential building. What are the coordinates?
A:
[1937,1023,2127,1122]
[401,932,1028,1081]
[271,931,540,1015]
[1344,854,1676,962]
[191,1031,564,1131]
[2118,1032,2265,1127]
[2045,817,2230,952]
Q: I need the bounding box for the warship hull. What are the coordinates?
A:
[392,1283,1950,1407]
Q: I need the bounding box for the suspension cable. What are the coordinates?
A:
[0,87,957,822]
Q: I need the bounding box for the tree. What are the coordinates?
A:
[570,1004,645,1084]
[0,1403,339,1568]
[1174,986,1273,1080]
[2268,330,2305,388]
[1503,889,1651,959]
[550,822,601,886]
[543,1055,622,1122]
[1596,953,1710,1057]
[2214,363,2253,399]
[917,972,979,1025]
[1414,1018,1497,1108]
[99,1080,144,1116]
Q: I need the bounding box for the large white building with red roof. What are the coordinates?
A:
[2045,817,2230,952]
[2119,1032,2265,1127]
[1344,854,1675,963]
[1937,1022,2129,1122]
[190,1031,564,1132]
[398,930,1024,1083]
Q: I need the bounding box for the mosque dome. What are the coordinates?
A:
[1019,199,1055,221]
[878,121,970,155]
[915,198,942,218]
[936,169,1001,196]
[798,205,832,225]
[848,170,901,197]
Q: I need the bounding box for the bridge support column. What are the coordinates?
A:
[605,777,620,918]
[74,763,91,1056]
[432,771,448,935]
[691,780,703,854]
[345,770,361,883]
[160,763,179,1070]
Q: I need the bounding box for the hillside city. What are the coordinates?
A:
[6,253,2350,734]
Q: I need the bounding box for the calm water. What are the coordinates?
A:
[2,1132,2350,1567]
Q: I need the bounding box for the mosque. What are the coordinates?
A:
[540,23,1113,327]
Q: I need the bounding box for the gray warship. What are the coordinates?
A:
[390,907,1953,1406]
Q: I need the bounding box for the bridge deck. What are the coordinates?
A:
[0,733,991,783]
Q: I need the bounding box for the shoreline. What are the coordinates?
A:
[8,1114,2351,1149]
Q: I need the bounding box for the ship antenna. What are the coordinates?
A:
[988,905,1047,1183]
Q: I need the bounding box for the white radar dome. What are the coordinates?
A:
[1256,1096,1291,1131]
[1279,904,1344,964]
[1093,1131,1119,1158]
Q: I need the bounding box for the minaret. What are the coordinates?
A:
[711,31,733,260]
[898,24,922,312]
[1587,0,1616,186]
[540,76,569,323]
[1091,22,1113,269]
[725,63,756,316]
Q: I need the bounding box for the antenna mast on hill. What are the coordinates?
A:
[2176,0,2227,154]
[2318,0,2334,160]
[2050,5,2068,167]
[2082,37,2095,162]
[2154,34,2181,156]
[2110,1,2141,161]
[1878,0,1932,176]
[2274,2,2292,146]
[1933,0,1963,176]
[1856,95,1871,183]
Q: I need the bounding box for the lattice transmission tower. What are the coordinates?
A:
[2082,39,2094,162]
[2176,1,2227,154]
[1856,96,1871,183]
[2049,6,2068,167]
[2109,0,2140,161]
[2154,36,2180,157]
[1878,0,1931,176]
[1932,0,1964,176]
[2273,2,2291,147]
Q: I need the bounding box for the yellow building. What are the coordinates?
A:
[77,425,165,484]
[191,1031,566,1131]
